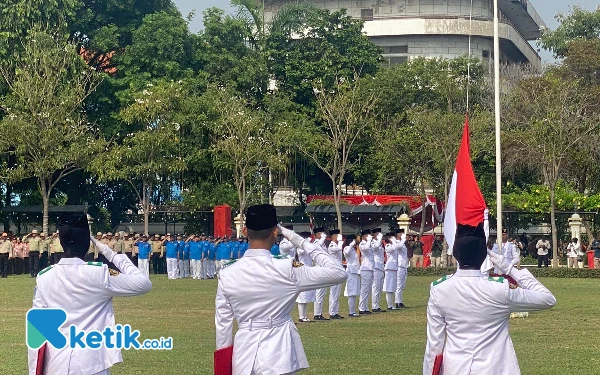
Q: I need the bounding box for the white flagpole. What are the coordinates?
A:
[494,0,503,248]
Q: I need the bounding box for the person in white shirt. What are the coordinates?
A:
[567,238,583,268]
[491,228,520,273]
[312,228,330,321]
[423,224,556,375]
[536,238,551,268]
[358,229,375,314]
[343,237,361,317]
[383,232,400,311]
[327,229,345,319]
[279,226,296,260]
[296,231,316,323]
[28,213,152,375]
[395,229,409,309]
[215,204,347,375]
[371,228,386,313]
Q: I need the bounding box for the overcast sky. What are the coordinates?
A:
[176,0,599,62]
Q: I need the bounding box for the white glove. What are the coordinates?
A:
[337,234,343,242]
[278,225,306,249]
[401,233,407,241]
[390,236,397,244]
[487,249,514,275]
[349,240,356,248]
[90,236,117,263]
[377,233,383,241]
[367,235,373,242]
[320,233,327,241]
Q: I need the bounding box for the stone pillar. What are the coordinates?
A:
[568,213,582,242]
[234,214,244,238]
[397,214,411,234]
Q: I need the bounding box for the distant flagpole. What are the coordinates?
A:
[493,0,503,247]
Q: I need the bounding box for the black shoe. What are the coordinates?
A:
[395,303,401,308]
[398,303,407,308]
[372,308,387,313]
[359,310,372,315]
[330,314,344,320]
[298,318,313,323]
[314,315,329,321]
[348,313,361,318]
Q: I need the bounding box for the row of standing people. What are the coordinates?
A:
[0,230,65,278]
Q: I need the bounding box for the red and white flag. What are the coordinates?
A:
[444,114,487,255]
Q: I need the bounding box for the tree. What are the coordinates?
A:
[267,8,383,106]
[504,70,600,267]
[89,81,187,235]
[203,85,284,218]
[540,6,600,58]
[0,31,103,234]
[291,77,379,231]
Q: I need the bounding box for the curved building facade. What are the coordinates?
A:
[264,0,545,70]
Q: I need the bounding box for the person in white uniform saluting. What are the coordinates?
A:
[278,225,297,260]
[423,223,556,375]
[215,204,347,375]
[343,237,361,318]
[28,213,152,375]
[358,229,375,315]
[295,231,316,323]
[370,228,386,313]
[312,227,330,321]
[383,232,399,311]
[326,229,344,320]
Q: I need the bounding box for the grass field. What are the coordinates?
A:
[2,274,600,374]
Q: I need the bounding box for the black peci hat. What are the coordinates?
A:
[313,227,326,234]
[58,213,90,258]
[361,229,371,236]
[330,229,340,235]
[246,204,278,231]
[372,228,382,234]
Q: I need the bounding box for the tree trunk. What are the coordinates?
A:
[333,177,343,232]
[4,182,12,232]
[419,179,427,236]
[142,182,149,236]
[549,186,559,268]
[40,178,50,235]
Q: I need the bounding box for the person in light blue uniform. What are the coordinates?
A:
[135,235,152,277]
[163,235,179,280]
[229,238,240,260]
[239,237,249,258]
[270,241,280,257]
[200,235,209,279]
[188,235,202,280]
[176,235,188,278]
[207,237,216,279]
[216,238,232,276]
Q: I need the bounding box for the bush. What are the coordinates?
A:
[407,266,600,278]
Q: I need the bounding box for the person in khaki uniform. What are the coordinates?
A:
[51,231,64,264]
[40,233,51,269]
[151,235,163,275]
[24,229,42,277]
[411,235,425,268]
[114,234,126,255]
[123,233,134,261]
[0,233,13,278]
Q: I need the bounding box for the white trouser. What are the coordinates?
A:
[190,259,201,279]
[177,260,184,278]
[216,259,228,275]
[329,283,341,315]
[137,259,149,278]
[314,287,328,316]
[359,270,373,312]
[201,259,207,279]
[183,260,190,277]
[166,258,179,279]
[372,269,384,309]
[395,267,408,304]
[207,260,216,278]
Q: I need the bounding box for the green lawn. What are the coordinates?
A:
[1,274,598,374]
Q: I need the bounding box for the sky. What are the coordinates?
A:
[175,0,600,62]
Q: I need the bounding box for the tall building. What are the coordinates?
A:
[264,0,545,70]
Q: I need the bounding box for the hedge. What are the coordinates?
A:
[407,267,600,278]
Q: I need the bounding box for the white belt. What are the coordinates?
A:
[238,316,292,331]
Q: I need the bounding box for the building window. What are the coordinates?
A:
[385,45,408,54]
[361,9,373,21]
[388,56,408,66]
[482,50,490,58]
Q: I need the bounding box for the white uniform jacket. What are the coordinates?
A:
[343,243,359,274]
[279,238,296,259]
[423,268,556,375]
[328,241,343,264]
[397,237,409,269]
[384,241,399,271]
[28,255,152,375]
[215,246,347,375]
[492,242,520,266]
[372,238,385,271]
[359,240,374,272]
